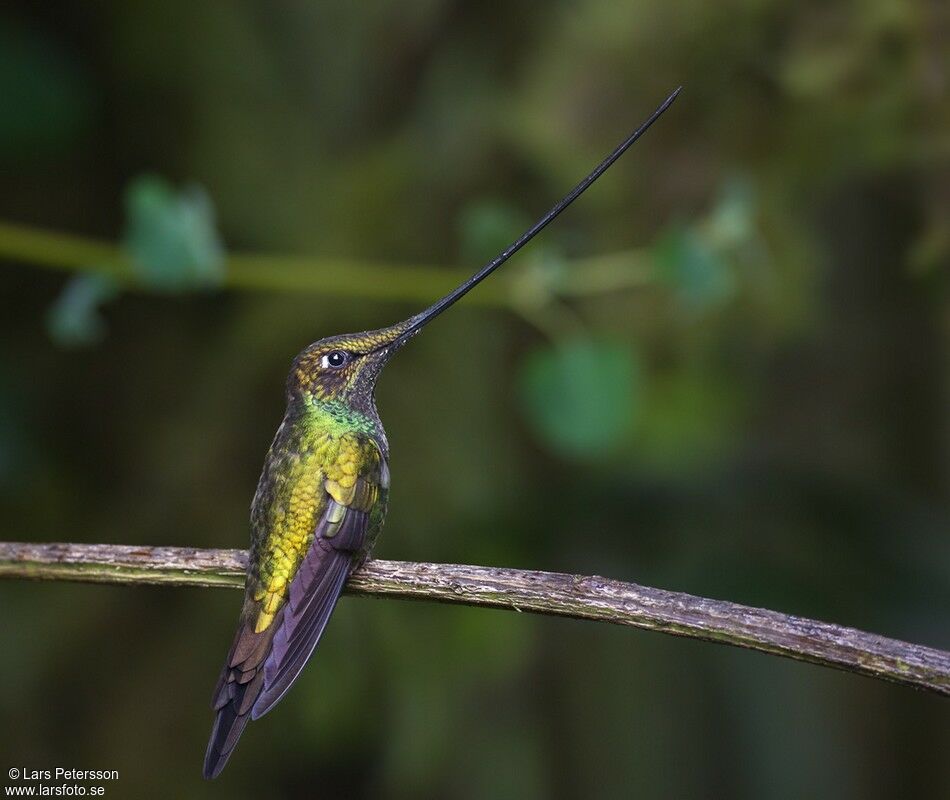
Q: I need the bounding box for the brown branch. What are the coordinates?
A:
[1,541,948,697]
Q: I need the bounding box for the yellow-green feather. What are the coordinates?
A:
[249,399,384,632]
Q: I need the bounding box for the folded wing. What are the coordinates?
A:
[203,437,386,779]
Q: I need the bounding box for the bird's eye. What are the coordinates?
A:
[322,350,349,369]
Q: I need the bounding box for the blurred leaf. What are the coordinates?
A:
[45,273,119,348]
[526,244,570,289]
[123,175,225,291]
[518,339,639,459]
[705,176,755,248]
[508,245,572,314]
[654,224,735,312]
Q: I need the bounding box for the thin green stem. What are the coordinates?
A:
[0,219,656,309]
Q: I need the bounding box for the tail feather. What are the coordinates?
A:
[204,694,249,777]
[203,614,279,779]
[203,502,367,778]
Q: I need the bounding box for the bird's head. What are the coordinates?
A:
[287,88,680,412]
[288,320,414,406]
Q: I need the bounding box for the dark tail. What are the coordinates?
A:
[203,511,365,778]
[202,615,276,779]
[203,686,253,779]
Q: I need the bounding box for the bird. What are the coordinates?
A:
[203,87,680,779]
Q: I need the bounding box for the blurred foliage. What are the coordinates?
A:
[1,1,949,799]
[519,339,640,458]
[44,175,224,345]
[654,223,735,312]
[45,273,118,347]
[123,175,225,291]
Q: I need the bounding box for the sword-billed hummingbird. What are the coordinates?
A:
[204,87,680,778]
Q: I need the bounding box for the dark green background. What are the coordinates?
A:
[1,2,948,798]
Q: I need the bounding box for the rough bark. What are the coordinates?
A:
[1,540,947,697]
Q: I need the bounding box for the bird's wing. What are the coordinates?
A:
[203,433,387,779]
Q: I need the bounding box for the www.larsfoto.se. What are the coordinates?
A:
[6,787,105,797]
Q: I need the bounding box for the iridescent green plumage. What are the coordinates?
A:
[203,327,403,778]
[250,401,387,631]
[203,88,680,779]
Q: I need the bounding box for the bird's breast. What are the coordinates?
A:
[247,411,386,627]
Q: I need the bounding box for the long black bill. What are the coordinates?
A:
[381,86,681,350]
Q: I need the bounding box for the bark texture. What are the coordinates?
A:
[1,540,947,697]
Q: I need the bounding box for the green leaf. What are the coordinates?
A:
[45,273,119,348]
[654,224,735,312]
[518,339,639,459]
[123,175,226,291]
[706,176,755,248]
